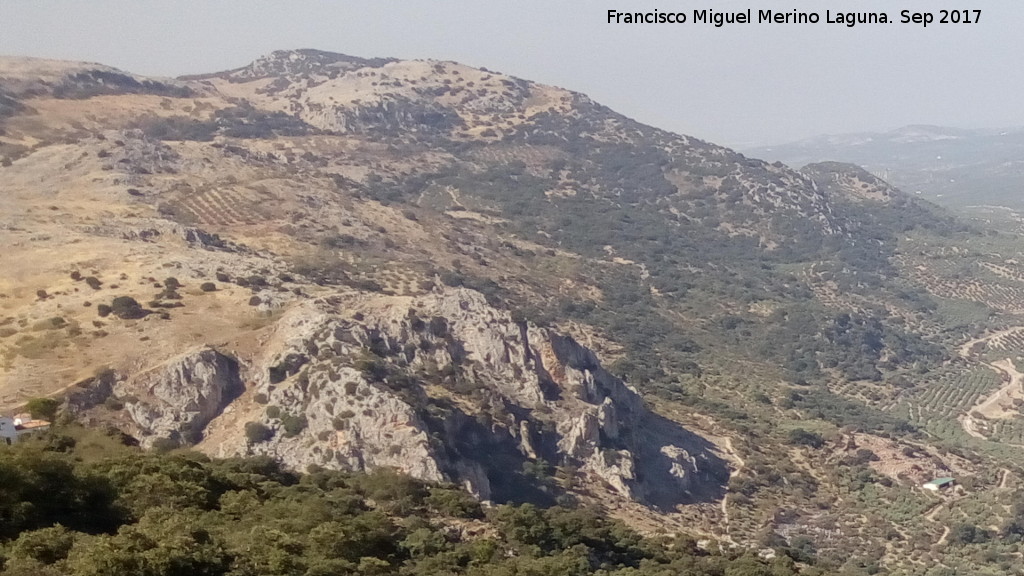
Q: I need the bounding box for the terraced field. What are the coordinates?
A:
[902,267,1024,315]
[177,187,265,226]
[978,328,1024,356]
[894,229,1024,317]
[929,297,996,336]
[980,261,1024,283]
[887,365,1003,424]
[360,263,426,296]
[468,143,564,168]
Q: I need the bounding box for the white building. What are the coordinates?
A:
[0,417,17,445]
[0,415,51,445]
[922,477,955,491]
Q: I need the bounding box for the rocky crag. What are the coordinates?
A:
[99,286,726,508]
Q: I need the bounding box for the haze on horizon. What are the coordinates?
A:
[1,0,1021,148]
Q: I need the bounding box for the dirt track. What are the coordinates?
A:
[957,327,1024,440]
[957,326,1024,359]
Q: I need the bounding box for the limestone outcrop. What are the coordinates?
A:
[117,347,243,448]
[110,287,726,507]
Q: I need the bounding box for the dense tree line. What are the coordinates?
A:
[0,428,815,576]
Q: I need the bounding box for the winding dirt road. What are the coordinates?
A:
[718,436,746,535]
[957,327,1024,359]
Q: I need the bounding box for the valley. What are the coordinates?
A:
[749,126,1024,210]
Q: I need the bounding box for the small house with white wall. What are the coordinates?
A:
[0,417,17,445]
[0,415,51,445]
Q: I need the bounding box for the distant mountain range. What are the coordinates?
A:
[747,125,1024,208]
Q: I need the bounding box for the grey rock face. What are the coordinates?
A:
[117,347,242,447]
[118,287,727,508]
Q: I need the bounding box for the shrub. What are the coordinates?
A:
[428,317,449,338]
[951,523,989,545]
[151,437,181,453]
[70,271,82,281]
[215,271,230,282]
[351,278,383,293]
[34,317,66,330]
[332,413,355,430]
[163,277,181,290]
[253,393,269,405]
[426,487,483,518]
[36,289,48,299]
[407,310,426,332]
[199,282,216,292]
[9,525,75,564]
[84,277,102,290]
[787,428,825,449]
[281,414,308,437]
[155,288,182,301]
[26,397,59,420]
[244,421,272,443]
[96,304,112,318]
[136,114,217,141]
[355,357,388,382]
[266,405,282,419]
[248,296,262,306]
[110,296,145,319]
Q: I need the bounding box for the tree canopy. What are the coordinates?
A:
[0,428,813,576]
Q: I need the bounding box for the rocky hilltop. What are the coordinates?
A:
[801,161,897,203]
[121,287,726,507]
[60,281,728,510]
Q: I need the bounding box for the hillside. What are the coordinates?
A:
[5,50,1024,574]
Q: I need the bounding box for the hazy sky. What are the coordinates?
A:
[1,0,1021,148]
